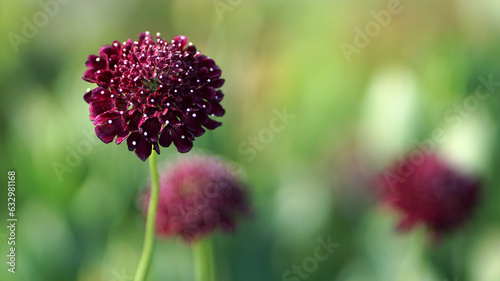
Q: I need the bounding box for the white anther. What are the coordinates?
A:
[108,120,112,124]
[120,111,124,114]
[210,68,213,71]
[151,99,155,102]
[166,120,169,124]
[156,32,161,37]
[166,103,170,106]
[113,43,118,47]
[192,113,196,117]
[132,141,136,146]
[143,114,147,117]
[110,94,114,98]
[86,88,91,92]
[181,135,185,139]
[207,79,211,82]
[203,105,206,108]
[96,58,100,62]
[101,91,105,94]
[144,132,148,136]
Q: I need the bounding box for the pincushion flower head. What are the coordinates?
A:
[142,155,250,241]
[82,31,225,161]
[376,153,480,238]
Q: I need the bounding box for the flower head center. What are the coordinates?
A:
[143,77,161,93]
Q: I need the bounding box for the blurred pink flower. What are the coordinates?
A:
[142,155,250,241]
[377,153,480,238]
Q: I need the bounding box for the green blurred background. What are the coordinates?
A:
[1,0,500,280]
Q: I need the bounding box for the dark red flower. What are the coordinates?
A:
[376,153,480,237]
[142,155,250,241]
[83,32,225,161]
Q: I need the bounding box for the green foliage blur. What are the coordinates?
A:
[1,0,500,280]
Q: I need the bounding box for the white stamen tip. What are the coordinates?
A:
[144,132,148,136]
[192,113,196,117]
[151,99,154,102]
[202,105,206,108]
[157,32,161,37]
[132,141,136,146]
[166,120,169,124]
[101,91,105,94]
[96,58,100,61]
[120,111,124,114]
[181,135,185,139]
[110,94,114,98]
[207,79,211,82]
[143,114,147,117]
[210,68,213,71]
[108,120,112,124]
[166,103,170,106]
[86,88,91,92]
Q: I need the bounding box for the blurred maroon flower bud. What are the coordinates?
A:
[142,155,251,241]
[376,153,480,238]
[82,32,225,161]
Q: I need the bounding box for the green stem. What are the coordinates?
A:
[193,238,215,281]
[134,152,160,281]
